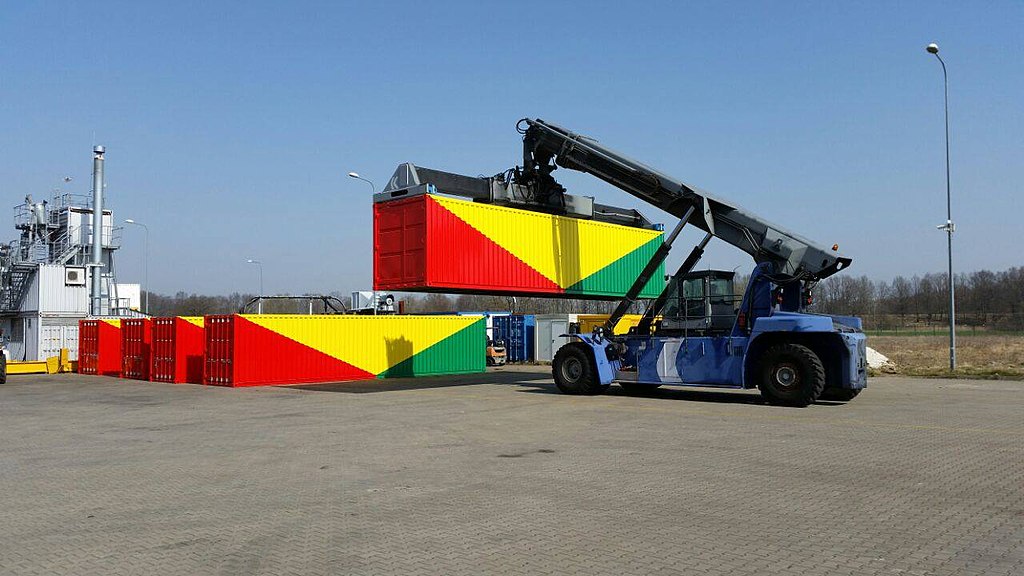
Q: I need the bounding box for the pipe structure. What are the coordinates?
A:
[90,146,105,316]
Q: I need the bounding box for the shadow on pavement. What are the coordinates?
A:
[517,382,766,405]
[519,382,851,407]
[288,368,552,394]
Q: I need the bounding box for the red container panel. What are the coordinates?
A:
[78,319,122,377]
[374,196,559,294]
[203,315,375,387]
[151,317,205,384]
[121,319,152,380]
[374,195,428,289]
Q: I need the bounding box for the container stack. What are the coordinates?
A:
[74,191,664,387]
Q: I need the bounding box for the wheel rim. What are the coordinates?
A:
[561,357,583,383]
[773,363,800,389]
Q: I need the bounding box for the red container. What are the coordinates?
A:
[204,315,376,387]
[78,319,122,377]
[150,317,205,384]
[121,318,152,380]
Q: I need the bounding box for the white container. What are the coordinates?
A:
[533,314,579,362]
[21,264,89,315]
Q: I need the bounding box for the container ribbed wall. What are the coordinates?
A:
[204,314,485,387]
[78,319,122,376]
[121,319,152,380]
[151,317,205,384]
[374,194,665,299]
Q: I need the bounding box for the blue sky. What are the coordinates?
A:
[2,1,1022,295]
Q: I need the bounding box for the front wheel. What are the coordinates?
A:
[758,343,825,407]
[552,342,609,395]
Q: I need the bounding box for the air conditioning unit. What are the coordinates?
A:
[65,267,86,286]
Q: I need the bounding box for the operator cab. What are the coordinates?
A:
[658,270,741,336]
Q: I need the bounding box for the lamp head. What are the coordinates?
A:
[348,172,360,179]
[926,43,939,54]
[125,219,135,224]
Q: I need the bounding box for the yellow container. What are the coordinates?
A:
[576,314,652,335]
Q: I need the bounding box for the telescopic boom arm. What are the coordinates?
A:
[516,118,850,282]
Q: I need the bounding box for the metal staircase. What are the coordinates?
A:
[0,263,36,312]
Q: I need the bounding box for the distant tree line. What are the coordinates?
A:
[142,266,1024,332]
[809,267,1024,332]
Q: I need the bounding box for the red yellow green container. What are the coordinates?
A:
[204,314,485,387]
[374,194,665,299]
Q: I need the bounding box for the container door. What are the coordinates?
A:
[553,321,570,359]
[536,320,552,362]
[540,320,570,362]
[25,317,40,362]
[508,316,525,362]
[40,324,62,361]
[64,325,79,360]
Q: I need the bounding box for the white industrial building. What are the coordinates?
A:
[0,146,143,361]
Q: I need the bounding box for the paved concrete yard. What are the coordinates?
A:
[1,369,1022,575]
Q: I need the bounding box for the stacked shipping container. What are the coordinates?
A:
[374,193,665,299]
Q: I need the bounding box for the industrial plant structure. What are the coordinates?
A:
[0,146,142,361]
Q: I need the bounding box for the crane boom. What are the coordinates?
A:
[517,118,850,281]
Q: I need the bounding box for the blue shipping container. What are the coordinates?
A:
[493,314,535,363]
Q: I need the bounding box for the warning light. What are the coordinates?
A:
[832,244,839,251]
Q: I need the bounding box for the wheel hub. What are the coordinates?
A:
[562,357,583,382]
[774,364,798,388]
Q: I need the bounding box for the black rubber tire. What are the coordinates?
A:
[758,343,825,407]
[619,382,661,395]
[0,354,6,385]
[552,342,609,395]
[820,387,861,402]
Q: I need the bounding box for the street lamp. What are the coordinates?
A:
[348,171,378,314]
[124,219,149,314]
[246,259,264,314]
[348,172,376,193]
[926,42,956,371]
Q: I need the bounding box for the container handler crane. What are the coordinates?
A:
[381,119,867,406]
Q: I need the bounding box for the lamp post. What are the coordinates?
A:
[926,42,956,371]
[246,259,264,314]
[124,219,149,314]
[348,172,378,315]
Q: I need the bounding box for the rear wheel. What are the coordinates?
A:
[0,353,6,384]
[553,342,609,395]
[758,343,825,407]
[820,387,861,402]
